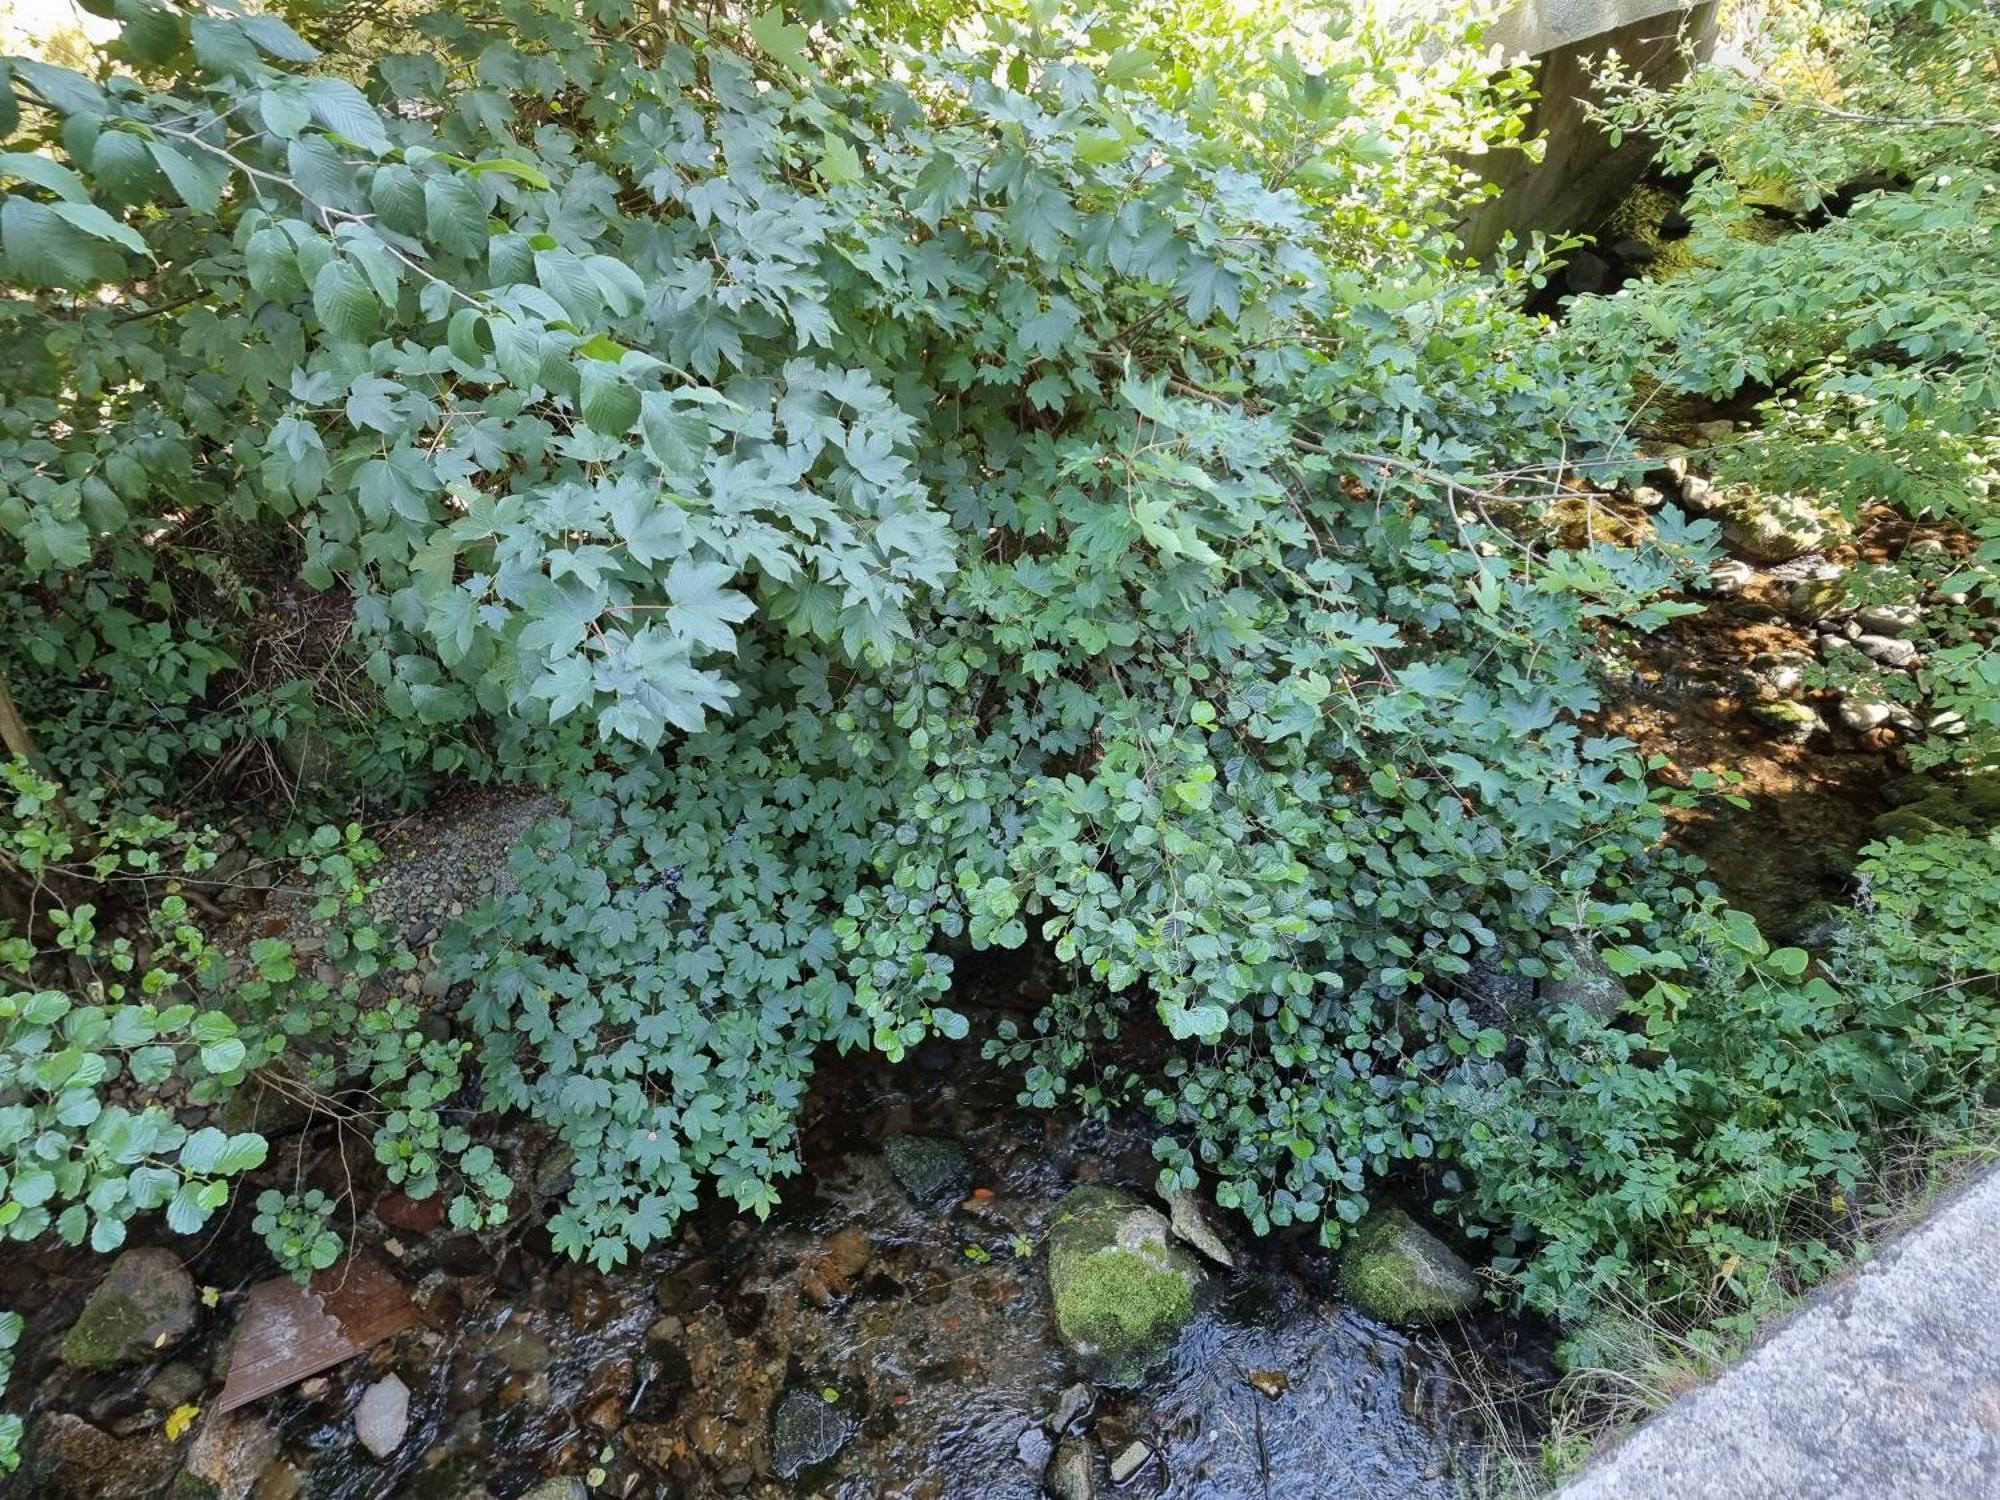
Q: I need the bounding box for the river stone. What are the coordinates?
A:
[354,1373,411,1458]
[1751,700,1822,743]
[1045,1436,1098,1500]
[1338,1208,1481,1324]
[1108,1441,1153,1484]
[181,1408,281,1500]
[1049,1381,1096,1435]
[1718,492,1844,563]
[1854,634,1919,669]
[516,1483,588,1500]
[770,1387,854,1478]
[1164,1188,1235,1268]
[16,1412,180,1499]
[1788,575,1850,622]
[1539,935,1628,1022]
[1047,1186,1205,1385]
[62,1247,197,1368]
[881,1134,973,1207]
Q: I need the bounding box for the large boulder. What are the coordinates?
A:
[1539,935,1630,1023]
[16,1412,180,1499]
[61,1247,197,1369]
[1339,1208,1481,1324]
[1047,1186,1205,1384]
[1717,490,1845,563]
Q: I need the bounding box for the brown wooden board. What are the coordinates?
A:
[216,1253,417,1414]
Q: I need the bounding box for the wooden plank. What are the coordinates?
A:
[216,1253,417,1414]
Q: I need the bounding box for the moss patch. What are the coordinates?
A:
[1339,1207,1481,1324]
[1047,1186,1204,1384]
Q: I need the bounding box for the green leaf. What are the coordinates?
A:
[639,392,710,476]
[312,259,379,344]
[303,77,390,153]
[578,362,640,436]
[466,157,550,190]
[425,173,488,258]
[241,13,318,62]
[817,133,863,186]
[49,200,148,257]
[0,150,88,202]
[748,8,814,73]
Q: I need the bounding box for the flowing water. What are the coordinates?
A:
[3,1030,1529,1500]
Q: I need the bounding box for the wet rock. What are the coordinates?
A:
[770,1387,854,1479]
[517,1483,588,1500]
[1538,935,1628,1022]
[802,1224,874,1305]
[183,1408,281,1500]
[1751,700,1822,743]
[374,1190,445,1234]
[354,1373,410,1458]
[1246,1368,1291,1399]
[1047,1186,1205,1385]
[1049,1381,1096,1435]
[146,1360,207,1411]
[488,1324,553,1374]
[1718,491,1844,564]
[1163,1189,1235,1269]
[1018,1424,1055,1472]
[62,1248,197,1369]
[882,1134,974,1207]
[1607,238,1657,266]
[16,1411,179,1499]
[1854,634,1919,669]
[1108,1440,1154,1485]
[1563,249,1610,294]
[1046,1436,1099,1500]
[1338,1207,1481,1324]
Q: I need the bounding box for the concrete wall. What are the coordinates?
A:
[1459,0,1717,257]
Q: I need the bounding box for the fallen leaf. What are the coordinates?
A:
[165,1403,200,1441]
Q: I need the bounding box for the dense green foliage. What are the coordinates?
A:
[1572,0,2000,762]
[0,4,1995,1453]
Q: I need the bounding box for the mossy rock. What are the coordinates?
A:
[1339,1207,1480,1324]
[1716,489,1846,564]
[1751,700,1821,743]
[1538,935,1629,1022]
[61,1247,197,1369]
[1047,1186,1205,1385]
[881,1134,973,1207]
[1871,771,2000,842]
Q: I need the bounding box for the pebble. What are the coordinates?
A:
[1049,1382,1096,1436]
[1708,558,1757,594]
[1855,604,1920,637]
[1046,1437,1097,1500]
[1838,698,1895,732]
[1017,1425,1055,1472]
[1630,484,1666,510]
[354,1374,410,1458]
[488,1326,554,1374]
[1108,1441,1154,1484]
[1854,634,1919,669]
